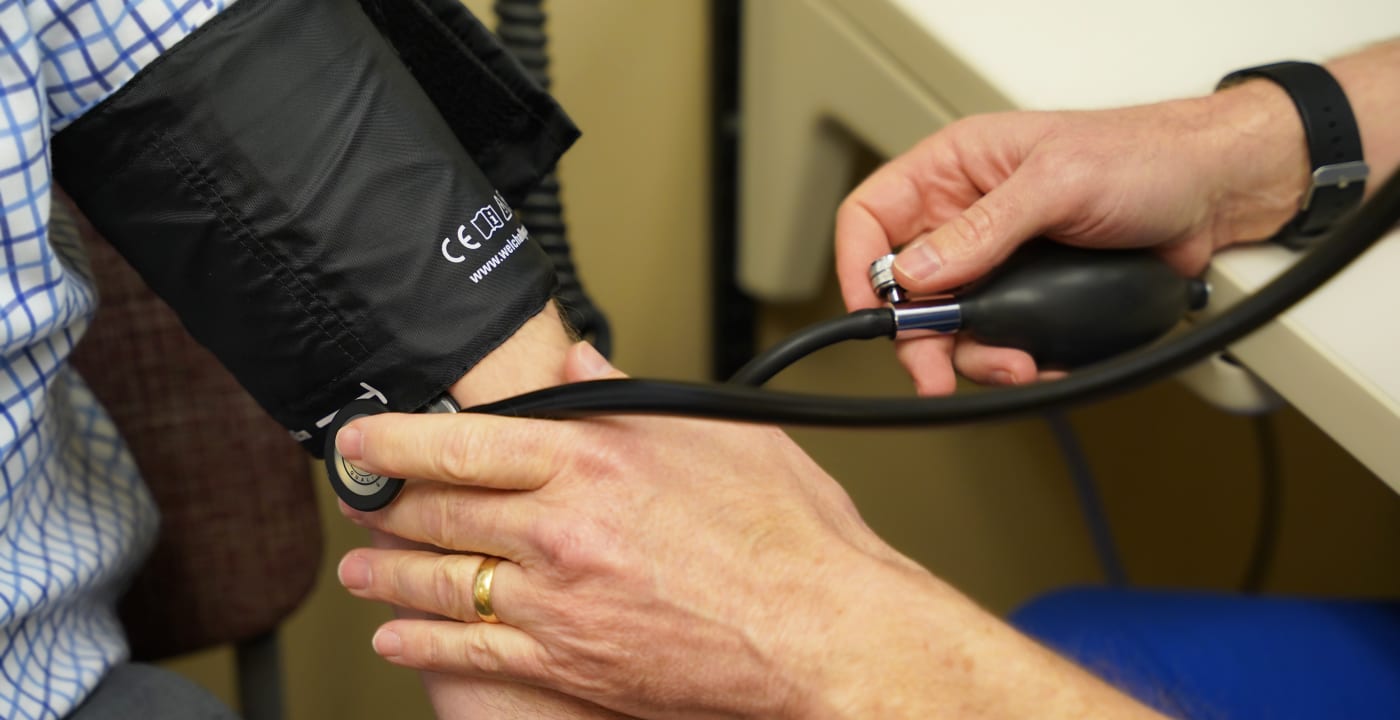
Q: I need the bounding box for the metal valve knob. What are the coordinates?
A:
[867,254,906,303]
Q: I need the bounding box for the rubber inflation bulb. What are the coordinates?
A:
[958,240,1207,369]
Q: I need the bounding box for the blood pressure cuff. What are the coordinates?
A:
[52,0,577,455]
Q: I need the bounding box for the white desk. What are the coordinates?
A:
[738,0,1400,490]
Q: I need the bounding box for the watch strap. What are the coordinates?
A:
[1218,61,1368,247]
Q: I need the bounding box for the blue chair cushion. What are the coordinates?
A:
[1010,588,1400,718]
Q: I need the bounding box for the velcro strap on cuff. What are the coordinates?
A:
[357,0,579,206]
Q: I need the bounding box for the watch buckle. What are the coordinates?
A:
[1302,160,1370,211]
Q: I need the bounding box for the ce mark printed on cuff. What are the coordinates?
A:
[441,191,516,263]
[442,223,482,263]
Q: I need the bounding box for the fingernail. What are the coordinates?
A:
[373,628,402,657]
[991,370,1018,386]
[338,554,371,590]
[336,425,363,461]
[894,240,942,282]
[575,341,611,379]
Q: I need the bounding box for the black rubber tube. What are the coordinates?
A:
[727,309,896,386]
[1240,413,1282,593]
[470,167,1400,426]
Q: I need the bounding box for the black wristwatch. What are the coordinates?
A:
[1218,61,1368,249]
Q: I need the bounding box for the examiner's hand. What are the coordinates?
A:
[835,82,1310,394]
[343,303,637,719]
[334,342,915,718]
[334,343,1161,720]
[367,530,632,720]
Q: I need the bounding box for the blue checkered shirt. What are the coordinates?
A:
[1,2,233,717]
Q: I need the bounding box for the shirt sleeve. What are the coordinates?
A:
[0,3,237,718]
[34,0,237,132]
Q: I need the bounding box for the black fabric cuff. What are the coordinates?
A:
[54,0,574,454]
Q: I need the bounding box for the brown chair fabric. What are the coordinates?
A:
[66,202,322,661]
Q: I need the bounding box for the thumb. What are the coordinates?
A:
[893,173,1052,293]
[563,341,629,383]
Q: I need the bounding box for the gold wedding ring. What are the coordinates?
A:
[473,556,503,623]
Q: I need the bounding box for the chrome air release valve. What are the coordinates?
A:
[867,254,907,304]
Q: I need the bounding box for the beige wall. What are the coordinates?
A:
[166,0,1400,716]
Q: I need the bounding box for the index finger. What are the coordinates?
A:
[834,164,933,311]
[337,412,573,491]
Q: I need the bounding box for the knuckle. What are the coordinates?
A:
[424,627,459,669]
[433,426,477,481]
[414,626,444,666]
[534,441,574,490]
[946,114,982,133]
[565,440,620,485]
[430,557,472,620]
[418,489,472,551]
[462,628,500,673]
[937,116,996,153]
[950,203,996,255]
[940,115,979,141]
[534,520,586,570]
[543,431,625,498]
[527,431,632,577]
[534,518,612,578]
[408,490,452,549]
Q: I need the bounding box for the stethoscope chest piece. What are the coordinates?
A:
[323,395,460,512]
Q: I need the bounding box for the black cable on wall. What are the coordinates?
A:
[494,0,613,357]
[709,0,757,380]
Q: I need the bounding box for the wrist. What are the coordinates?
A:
[1193,79,1312,246]
[448,300,574,406]
[785,558,973,718]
